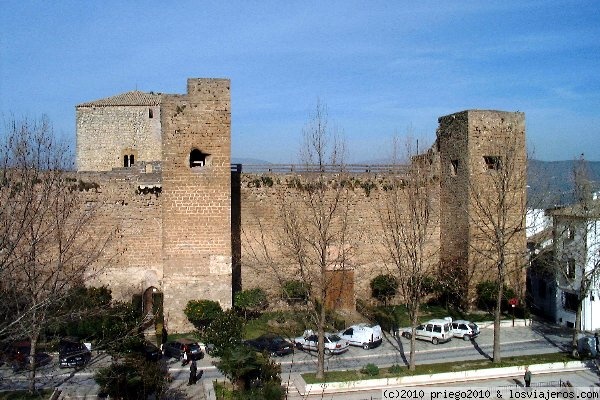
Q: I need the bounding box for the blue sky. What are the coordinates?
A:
[1,1,599,163]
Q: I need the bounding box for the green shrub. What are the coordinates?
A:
[184,299,223,330]
[389,364,403,374]
[234,288,268,318]
[360,363,379,376]
[370,274,398,305]
[200,309,243,357]
[282,280,309,304]
[95,355,168,399]
[476,281,517,312]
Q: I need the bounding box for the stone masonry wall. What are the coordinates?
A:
[237,172,442,305]
[160,79,232,331]
[78,163,163,302]
[76,105,162,172]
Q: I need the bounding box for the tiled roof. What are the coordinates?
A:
[78,91,162,107]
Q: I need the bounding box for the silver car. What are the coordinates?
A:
[451,320,480,341]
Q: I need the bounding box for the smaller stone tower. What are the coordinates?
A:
[437,110,526,306]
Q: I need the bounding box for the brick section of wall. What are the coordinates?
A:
[77,163,163,302]
[76,106,162,172]
[160,78,232,331]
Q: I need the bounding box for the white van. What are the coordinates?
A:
[401,318,452,344]
[338,324,383,349]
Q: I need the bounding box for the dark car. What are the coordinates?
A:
[163,338,204,361]
[59,337,91,368]
[7,340,52,371]
[127,340,161,361]
[245,334,294,357]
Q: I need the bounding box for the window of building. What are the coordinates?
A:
[567,259,576,279]
[483,156,502,170]
[450,160,458,176]
[122,151,136,168]
[563,291,577,312]
[189,149,210,168]
[149,108,154,118]
[566,226,575,240]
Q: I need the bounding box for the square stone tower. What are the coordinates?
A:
[160,79,232,330]
[437,110,526,306]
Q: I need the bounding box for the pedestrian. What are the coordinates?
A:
[181,345,189,366]
[524,366,532,387]
[188,360,197,385]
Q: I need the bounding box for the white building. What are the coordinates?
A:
[551,198,600,331]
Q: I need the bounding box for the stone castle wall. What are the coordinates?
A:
[75,79,526,330]
[236,171,442,305]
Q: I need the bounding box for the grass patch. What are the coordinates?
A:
[243,311,307,339]
[303,352,575,384]
[214,381,236,400]
[382,304,495,327]
[0,390,53,400]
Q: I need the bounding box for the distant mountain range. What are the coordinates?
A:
[528,159,600,208]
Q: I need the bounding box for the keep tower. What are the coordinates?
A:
[160,79,232,328]
[437,110,526,307]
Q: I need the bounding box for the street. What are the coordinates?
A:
[0,321,576,398]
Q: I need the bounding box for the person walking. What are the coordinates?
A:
[524,366,532,387]
[181,344,189,366]
[188,360,197,385]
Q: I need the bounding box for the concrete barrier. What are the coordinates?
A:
[297,361,589,396]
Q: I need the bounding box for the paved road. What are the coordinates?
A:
[0,321,575,399]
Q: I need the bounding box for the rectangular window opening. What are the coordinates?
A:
[483,156,502,170]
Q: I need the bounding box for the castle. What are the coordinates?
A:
[76,78,526,331]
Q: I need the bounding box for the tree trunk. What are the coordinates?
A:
[572,298,583,352]
[493,272,504,363]
[408,303,420,371]
[316,301,326,379]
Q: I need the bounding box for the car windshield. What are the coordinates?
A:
[187,343,200,351]
[327,335,342,342]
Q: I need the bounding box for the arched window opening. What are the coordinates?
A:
[148,108,154,118]
[190,149,210,168]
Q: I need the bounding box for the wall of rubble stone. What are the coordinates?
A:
[76,105,162,172]
[236,172,442,306]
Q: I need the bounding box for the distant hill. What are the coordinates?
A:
[528,160,600,208]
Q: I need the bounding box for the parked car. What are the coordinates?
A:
[162,338,204,361]
[401,318,453,345]
[122,338,162,361]
[59,337,91,368]
[451,320,480,341]
[244,334,294,357]
[294,330,349,355]
[6,340,52,371]
[338,323,383,349]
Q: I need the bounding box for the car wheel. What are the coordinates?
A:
[325,348,331,355]
[362,343,370,350]
[432,338,439,345]
[296,343,303,350]
[463,335,471,341]
[402,332,412,340]
[270,351,277,357]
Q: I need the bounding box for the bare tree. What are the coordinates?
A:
[378,138,437,371]
[467,135,527,363]
[0,117,113,392]
[242,102,355,379]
